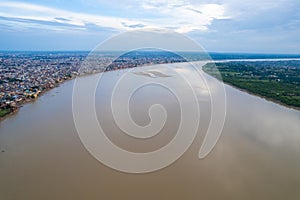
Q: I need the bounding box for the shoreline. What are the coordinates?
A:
[0,63,167,122]
[202,71,300,112]
[0,77,75,122]
[1,60,299,122]
[227,83,300,111]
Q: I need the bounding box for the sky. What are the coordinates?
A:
[0,0,299,53]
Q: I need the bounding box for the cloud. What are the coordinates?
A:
[0,1,230,33]
[138,0,230,32]
[122,22,146,28]
[0,1,147,32]
[0,0,299,52]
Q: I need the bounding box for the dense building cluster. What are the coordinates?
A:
[105,51,186,71]
[0,51,186,118]
[0,52,85,116]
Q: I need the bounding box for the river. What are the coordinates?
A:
[0,62,300,200]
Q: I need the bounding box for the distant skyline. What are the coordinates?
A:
[0,0,299,53]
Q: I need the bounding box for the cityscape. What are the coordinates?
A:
[0,53,82,117]
[1,0,300,200]
[0,51,188,118]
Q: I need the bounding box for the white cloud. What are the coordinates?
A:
[0,1,230,33]
[139,0,230,32]
[0,1,146,32]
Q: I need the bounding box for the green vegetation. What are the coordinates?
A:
[203,61,300,109]
[0,109,11,118]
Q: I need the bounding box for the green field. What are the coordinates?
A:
[203,61,300,109]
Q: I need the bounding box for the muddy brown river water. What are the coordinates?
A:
[0,62,300,200]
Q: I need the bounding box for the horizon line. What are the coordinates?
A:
[1,50,300,56]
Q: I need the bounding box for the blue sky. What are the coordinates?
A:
[0,0,299,53]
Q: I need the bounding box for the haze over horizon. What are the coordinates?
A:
[0,0,299,53]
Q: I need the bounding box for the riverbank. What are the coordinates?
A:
[0,76,77,122]
[0,61,179,122]
[1,60,300,200]
[2,58,300,122]
[202,61,300,112]
[212,76,300,112]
